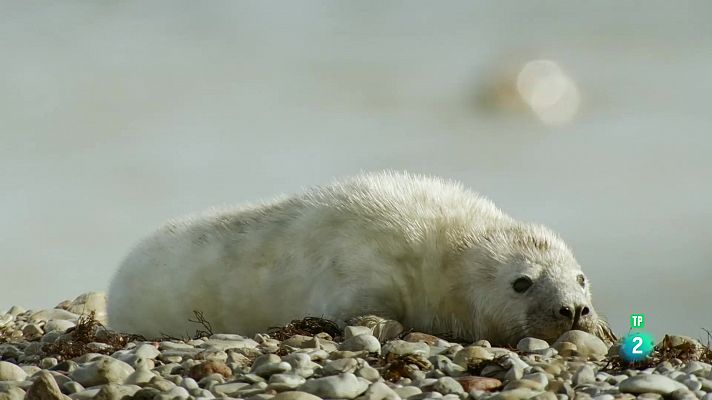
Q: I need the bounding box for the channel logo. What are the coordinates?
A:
[620,313,655,362]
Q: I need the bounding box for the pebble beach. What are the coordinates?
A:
[1,292,711,400]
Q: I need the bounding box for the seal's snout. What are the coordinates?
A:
[558,304,591,329]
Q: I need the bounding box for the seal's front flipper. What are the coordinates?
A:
[346,314,404,342]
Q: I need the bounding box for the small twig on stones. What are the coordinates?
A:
[188,310,215,338]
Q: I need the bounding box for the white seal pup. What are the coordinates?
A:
[107,171,614,345]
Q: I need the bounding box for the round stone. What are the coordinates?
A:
[394,386,422,398]
[504,378,546,392]
[281,335,314,349]
[165,386,190,399]
[433,376,465,395]
[283,352,318,378]
[189,360,233,380]
[516,337,549,352]
[0,361,28,381]
[573,365,596,386]
[272,391,323,400]
[213,382,251,396]
[699,377,712,391]
[29,309,79,322]
[344,326,373,339]
[358,381,400,400]
[39,357,59,369]
[269,373,307,391]
[124,361,156,385]
[43,319,75,333]
[0,387,26,400]
[252,359,292,377]
[93,383,141,400]
[69,357,134,386]
[339,334,381,354]
[553,341,578,357]
[488,388,542,400]
[25,370,64,399]
[453,346,494,368]
[669,388,697,400]
[530,392,557,400]
[132,343,161,359]
[202,337,259,351]
[298,372,369,399]
[357,365,381,382]
[553,331,608,360]
[323,358,359,375]
[382,340,430,357]
[619,375,687,395]
[67,292,107,321]
[592,395,615,400]
[505,365,524,381]
[682,379,702,391]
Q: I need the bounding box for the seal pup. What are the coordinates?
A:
[107,171,614,345]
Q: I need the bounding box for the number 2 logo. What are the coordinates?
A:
[632,336,643,354]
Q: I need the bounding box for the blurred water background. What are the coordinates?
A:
[1,1,711,340]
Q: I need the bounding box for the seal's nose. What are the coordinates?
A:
[559,304,590,326]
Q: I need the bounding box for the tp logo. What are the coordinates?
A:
[620,313,654,362]
[630,314,644,328]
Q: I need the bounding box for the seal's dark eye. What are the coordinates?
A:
[512,277,533,293]
[577,274,586,287]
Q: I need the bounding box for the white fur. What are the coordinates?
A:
[107,171,601,343]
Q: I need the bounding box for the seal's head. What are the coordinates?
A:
[459,223,615,346]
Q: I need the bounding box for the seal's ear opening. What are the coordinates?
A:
[595,318,618,345]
